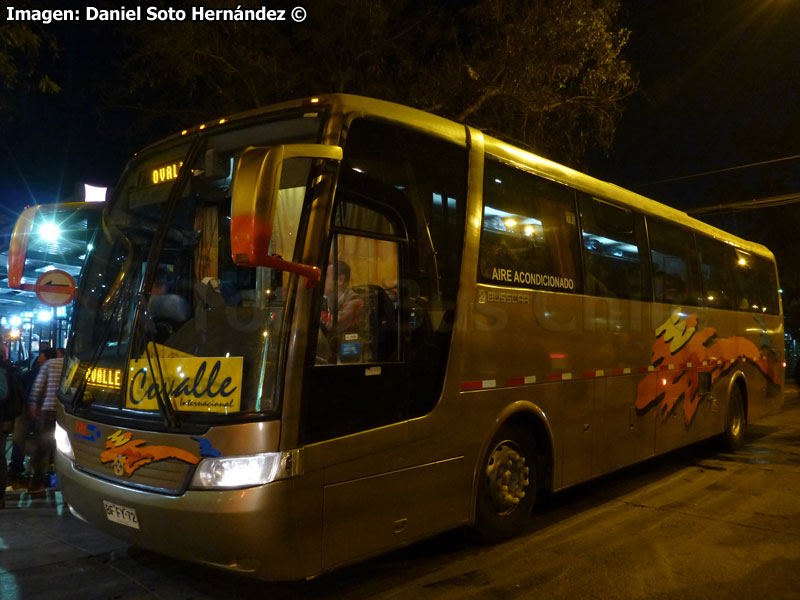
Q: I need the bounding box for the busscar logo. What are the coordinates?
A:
[100,430,201,477]
[636,311,779,424]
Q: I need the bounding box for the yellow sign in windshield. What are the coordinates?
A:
[126,355,243,414]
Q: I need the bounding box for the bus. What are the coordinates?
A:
[10,94,783,580]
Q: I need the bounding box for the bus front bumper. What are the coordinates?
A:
[55,452,314,581]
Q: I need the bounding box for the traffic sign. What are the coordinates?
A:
[33,270,76,306]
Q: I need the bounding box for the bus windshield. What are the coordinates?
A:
[60,111,326,423]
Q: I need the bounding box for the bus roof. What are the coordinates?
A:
[148,93,775,260]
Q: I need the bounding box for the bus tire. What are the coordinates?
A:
[474,424,537,543]
[723,384,746,450]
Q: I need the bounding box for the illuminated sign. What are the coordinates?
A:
[150,160,184,185]
[126,356,243,414]
[86,367,123,390]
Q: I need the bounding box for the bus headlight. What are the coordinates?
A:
[54,422,74,460]
[190,452,281,489]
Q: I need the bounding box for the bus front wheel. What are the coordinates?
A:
[474,425,537,543]
[724,385,746,450]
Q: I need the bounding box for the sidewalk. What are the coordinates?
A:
[0,487,130,599]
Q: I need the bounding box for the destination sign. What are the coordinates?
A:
[86,366,123,390]
[150,159,184,185]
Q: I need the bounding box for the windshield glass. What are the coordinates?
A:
[61,111,326,423]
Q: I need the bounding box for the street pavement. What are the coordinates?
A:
[2,384,800,599]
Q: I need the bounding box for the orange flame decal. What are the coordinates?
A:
[636,311,779,425]
[100,430,200,477]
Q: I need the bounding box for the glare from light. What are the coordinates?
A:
[39,222,61,241]
[504,219,517,228]
[38,310,52,322]
[738,258,747,266]
[9,315,22,327]
[55,422,74,459]
[190,452,281,489]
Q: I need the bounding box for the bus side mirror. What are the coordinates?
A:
[231,144,343,285]
[8,202,102,290]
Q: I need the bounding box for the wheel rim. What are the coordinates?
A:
[730,400,742,438]
[485,440,530,515]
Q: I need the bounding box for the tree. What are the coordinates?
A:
[108,0,636,165]
[0,22,59,113]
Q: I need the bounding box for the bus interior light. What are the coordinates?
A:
[190,452,282,489]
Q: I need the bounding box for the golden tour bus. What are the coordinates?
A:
[10,95,784,580]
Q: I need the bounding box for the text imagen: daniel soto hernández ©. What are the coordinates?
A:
[5,5,308,23]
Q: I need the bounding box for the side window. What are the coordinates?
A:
[696,236,737,310]
[579,195,650,301]
[303,119,467,443]
[478,159,581,293]
[317,205,401,365]
[732,250,780,314]
[648,219,703,306]
[753,255,780,315]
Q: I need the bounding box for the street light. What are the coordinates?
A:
[39,222,61,242]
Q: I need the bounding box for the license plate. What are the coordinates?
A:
[103,501,140,529]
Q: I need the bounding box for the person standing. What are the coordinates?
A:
[0,349,25,509]
[26,348,62,496]
[9,349,48,480]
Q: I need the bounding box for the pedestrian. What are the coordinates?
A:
[26,348,62,497]
[8,349,48,481]
[0,349,25,509]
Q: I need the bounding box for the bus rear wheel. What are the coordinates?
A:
[474,425,537,543]
[724,385,746,450]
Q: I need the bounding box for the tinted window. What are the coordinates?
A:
[478,159,581,293]
[303,119,467,442]
[579,195,650,301]
[696,236,737,310]
[732,249,780,314]
[648,219,703,306]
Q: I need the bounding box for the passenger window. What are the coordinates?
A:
[317,229,400,365]
[579,196,650,300]
[478,159,581,293]
[732,250,780,314]
[648,219,703,306]
[303,119,467,443]
[696,236,737,310]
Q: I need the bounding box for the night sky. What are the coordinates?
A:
[2,0,799,266]
[593,0,800,209]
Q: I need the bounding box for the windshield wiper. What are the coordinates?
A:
[136,292,180,429]
[71,270,133,411]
